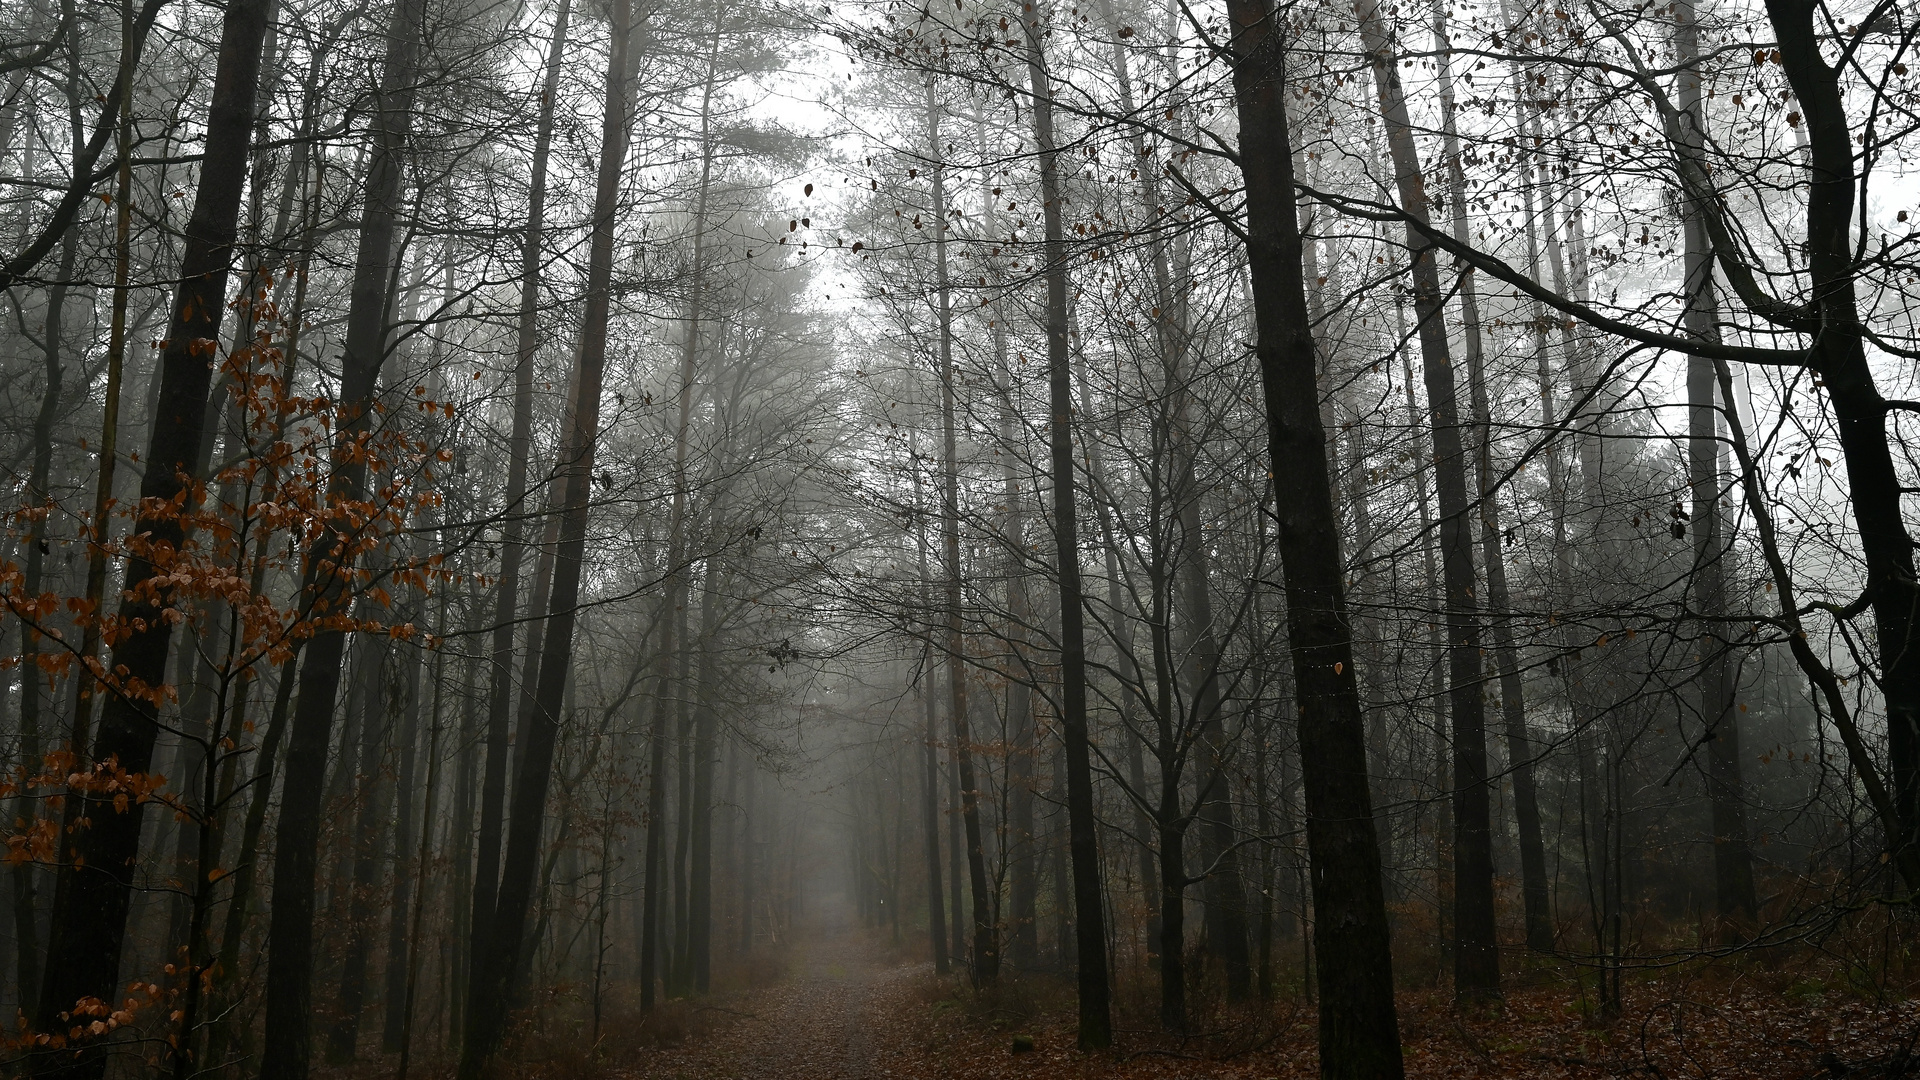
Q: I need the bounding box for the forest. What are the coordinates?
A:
[1,0,1917,1072]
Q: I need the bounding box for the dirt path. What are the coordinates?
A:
[617,924,922,1080]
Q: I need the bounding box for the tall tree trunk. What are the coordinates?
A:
[1674,0,1757,932]
[920,648,950,973]
[1021,16,1113,1037]
[63,0,138,849]
[949,756,964,963]
[1764,0,1920,871]
[927,85,997,987]
[640,635,671,1010]
[1430,0,1551,955]
[46,9,137,1012]
[1399,332,1452,961]
[1305,166,1401,904]
[382,644,427,1051]
[640,23,716,1010]
[912,433,950,975]
[1178,403,1250,1004]
[999,346,1039,973]
[259,0,428,1066]
[973,110,1036,975]
[324,634,396,1064]
[671,633,694,994]
[1165,145,1251,1012]
[1078,376,1159,976]
[738,747,756,953]
[1354,0,1497,1005]
[31,0,272,1069]
[458,1,637,1070]
[1224,0,1405,1073]
[205,149,324,1068]
[393,632,448,1080]
[688,562,720,993]
[1083,6,1162,976]
[473,0,573,973]
[13,228,70,1020]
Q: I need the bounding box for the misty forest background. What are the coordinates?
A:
[0,0,1916,1072]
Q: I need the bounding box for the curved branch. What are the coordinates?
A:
[0,0,168,291]
[1298,181,1809,366]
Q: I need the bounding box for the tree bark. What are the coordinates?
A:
[324,631,396,1064]
[912,432,951,975]
[382,644,426,1051]
[1224,0,1405,1072]
[457,0,637,1070]
[473,0,573,971]
[13,228,70,1021]
[259,0,428,1066]
[1674,0,1757,933]
[1353,0,1497,1005]
[1431,0,1552,954]
[927,85,998,987]
[1022,16,1111,1042]
[31,0,272,1069]
[689,562,720,993]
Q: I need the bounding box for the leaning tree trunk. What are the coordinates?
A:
[31,0,272,1071]
[1354,0,1498,1006]
[472,0,573,973]
[1431,0,1553,954]
[457,0,638,1071]
[1224,0,1405,1073]
[259,0,428,1068]
[1765,0,1920,863]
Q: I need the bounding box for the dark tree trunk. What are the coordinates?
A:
[473,0,572,973]
[949,759,964,964]
[738,749,756,953]
[911,438,950,975]
[259,0,428,1066]
[324,636,395,1064]
[1006,617,1037,969]
[1767,7,1920,856]
[920,648,949,973]
[1673,0,1758,937]
[671,633,694,994]
[1079,378,1159,975]
[1155,801,1187,1030]
[689,564,720,993]
[1254,712,1276,1000]
[382,648,425,1051]
[457,1,637,1071]
[992,279,1037,971]
[12,229,70,1018]
[1022,15,1110,1043]
[1354,0,1497,1005]
[31,0,272,1070]
[927,87,997,987]
[1224,0,1405,1072]
[1431,0,1552,954]
[640,644,671,1009]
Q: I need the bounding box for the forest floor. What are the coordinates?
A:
[537,926,1920,1080]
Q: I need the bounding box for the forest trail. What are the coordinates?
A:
[607,935,1920,1080]
[617,908,923,1080]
